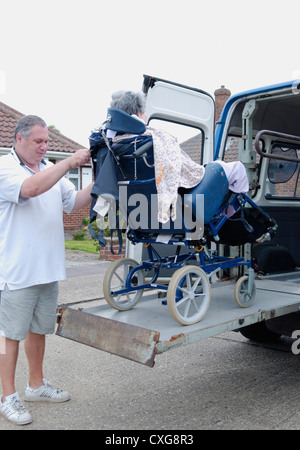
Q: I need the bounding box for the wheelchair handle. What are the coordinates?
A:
[132,141,153,158]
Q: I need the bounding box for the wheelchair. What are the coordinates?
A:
[89,108,277,325]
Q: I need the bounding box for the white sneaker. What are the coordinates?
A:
[24,378,70,403]
[0,392,32,425]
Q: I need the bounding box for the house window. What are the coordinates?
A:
[66,168,80,190]
[81,167,92,189]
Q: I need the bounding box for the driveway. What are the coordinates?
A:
[0,250,299,431]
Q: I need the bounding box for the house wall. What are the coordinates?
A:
[63,205,91,230]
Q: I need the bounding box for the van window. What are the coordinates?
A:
[266,143,300,198]
[148,118,204,164]
[223,136,241,162]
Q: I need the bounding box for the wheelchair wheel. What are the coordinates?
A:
[103,258,145,310]
[234,275,256,308]
[167,266,211,325]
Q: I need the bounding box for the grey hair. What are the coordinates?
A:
[14,115,47,142]
[110,91,146,116]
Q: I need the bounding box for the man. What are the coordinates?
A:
[0,115,92,425]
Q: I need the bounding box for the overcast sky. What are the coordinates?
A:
[1,0,299,147]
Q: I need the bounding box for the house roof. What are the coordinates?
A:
[180,133,202,163]
[0,101,85,153]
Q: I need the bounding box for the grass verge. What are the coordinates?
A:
[65,239,99,254]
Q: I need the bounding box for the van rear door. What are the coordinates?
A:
[143,75,215,164]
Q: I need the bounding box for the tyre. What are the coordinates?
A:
[167,265,211,325]
[103,258,145,310]
[234,275,256,308]
[240,321,282,343]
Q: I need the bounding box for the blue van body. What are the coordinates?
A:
[214,80,297,159]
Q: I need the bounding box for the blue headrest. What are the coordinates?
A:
[105,108,146,135]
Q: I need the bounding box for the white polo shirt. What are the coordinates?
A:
[0,149,77,290]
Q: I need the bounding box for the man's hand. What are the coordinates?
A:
[69,149,91,169]
[20,148,91,198]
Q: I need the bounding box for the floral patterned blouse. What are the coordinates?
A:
[147,127,205,223]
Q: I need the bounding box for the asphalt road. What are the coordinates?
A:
[0,251,299,431]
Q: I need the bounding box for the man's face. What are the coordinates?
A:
[15,125,49,168]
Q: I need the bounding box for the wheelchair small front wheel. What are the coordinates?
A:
[234,275,256,308]
[103,258,145,310]
[167,266,211,325]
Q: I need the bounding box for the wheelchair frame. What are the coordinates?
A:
[102,191,276,325]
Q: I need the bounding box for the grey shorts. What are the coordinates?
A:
[0,282,59,341]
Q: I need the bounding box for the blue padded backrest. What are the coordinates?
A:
[183,162,229,224]
[105,108,146,134]
[119,162,229,234]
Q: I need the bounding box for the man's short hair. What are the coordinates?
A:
[14,115,47,142]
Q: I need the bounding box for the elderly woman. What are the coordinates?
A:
[105,90,249,223]
[110,90,148,123]
[109,90,207,222]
